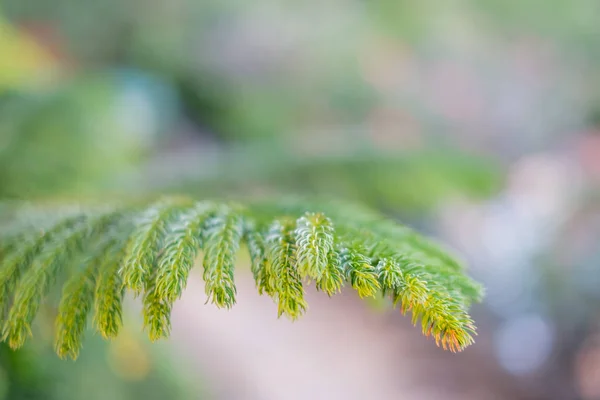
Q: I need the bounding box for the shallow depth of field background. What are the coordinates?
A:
[2,1,600,399]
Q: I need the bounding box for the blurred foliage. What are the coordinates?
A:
[0,72,178,199]
[0,16,56,90]
[0,328,202,400]
[3,0,600,146]
[162,145,503,214]
[0,1,389,143]
[471,0,600,45]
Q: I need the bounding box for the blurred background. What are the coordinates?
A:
[1,0,600,399]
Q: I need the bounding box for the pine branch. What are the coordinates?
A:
[0,196,484,359]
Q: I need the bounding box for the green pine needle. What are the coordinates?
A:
[0,196,484,356]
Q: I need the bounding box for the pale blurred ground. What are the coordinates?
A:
[168,270,525,400]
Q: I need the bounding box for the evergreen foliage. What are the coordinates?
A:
[0,196,483,359]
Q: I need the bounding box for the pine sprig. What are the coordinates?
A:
[120,200,184,295]
[0,215,85,319]
[340,246,381,298]
[294,213,334,281]
[94,239,128,340]
[243,220,267,284]
[0,197,484,358]
[201,206,243,308]
[314,250,344,296]
[143,271,173,342]
[155,202,216,302]
[2,215,90,349]
[265,219,308,319]
[55,248,103,359]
